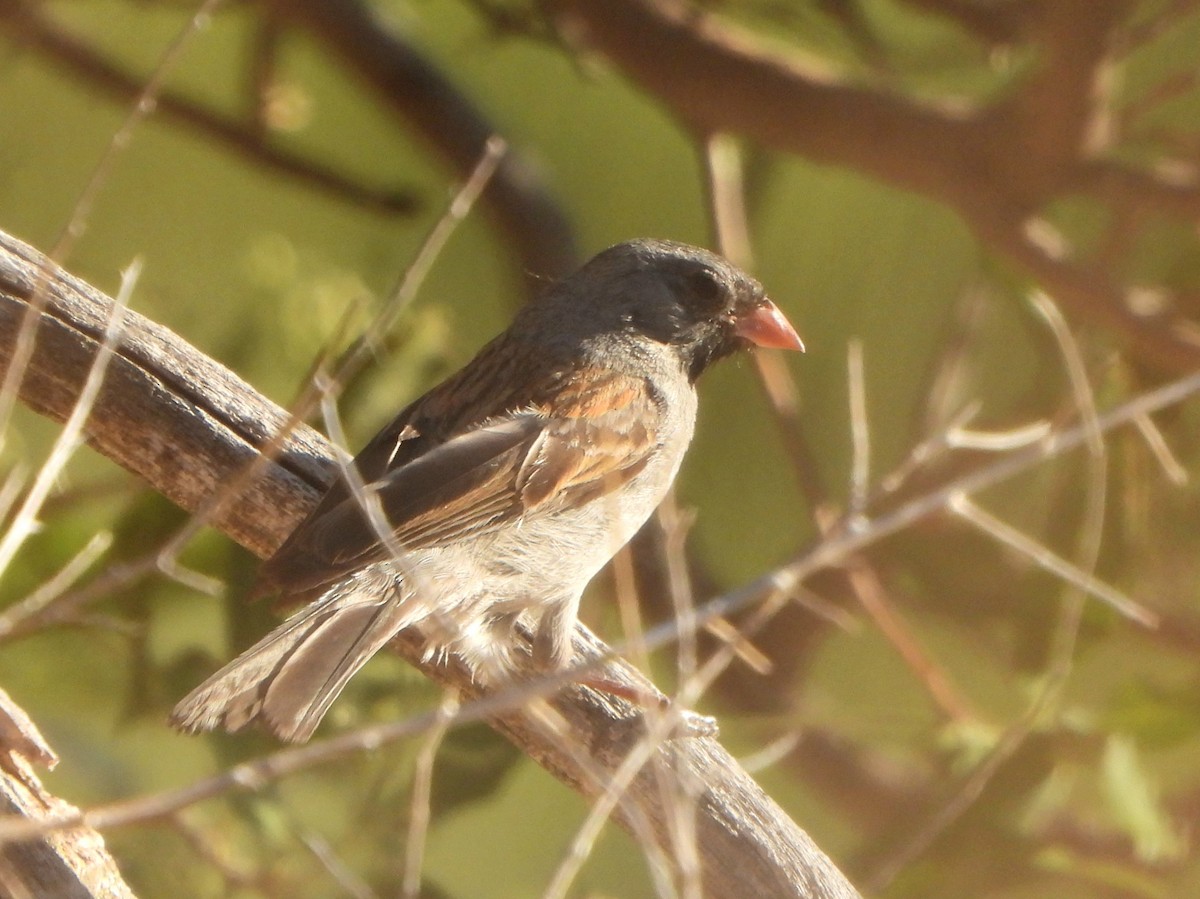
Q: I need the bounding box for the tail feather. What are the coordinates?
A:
[170,585,418,742]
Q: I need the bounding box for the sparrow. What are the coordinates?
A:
[170,239,803,743]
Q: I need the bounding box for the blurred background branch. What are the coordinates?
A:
[2,0,1200,896]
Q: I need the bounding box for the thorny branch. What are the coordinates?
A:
[548,0,1200,370]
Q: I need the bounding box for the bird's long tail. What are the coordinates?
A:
[170,583,418,743]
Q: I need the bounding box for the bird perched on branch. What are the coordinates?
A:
[171,239,803,742]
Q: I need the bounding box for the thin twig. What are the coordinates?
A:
[651,499,703,899]
[847,340,870,520]
[401,691,457,899]
[701,134,825,510]
[842,559,977,722]
[947,420,1053,450]
[826,343,976,721]
[152,138,507,574]
[863,286,1114,890]
[0,0,224,443]
[541,704,694,899]
[297,830,379,899]
[0,260,139,578]
[169,813,254,891]
[591,512,692,891]
[0,532,113,640]
[0,466,26,527]
[660,497,699,703]
[949,495,1154,626]
[702,132,754,266]
[1132,411,1188,486]
[738,731,802,775]
[0,549,191,641]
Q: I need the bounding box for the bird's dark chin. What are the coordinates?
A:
[684,336,743,382]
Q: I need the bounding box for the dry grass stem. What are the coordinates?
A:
[949,494,1155,626]
[0,260,138,578]
[0,0,224,443]
[402,691,458,899]
[0,532,113,639]
[1132,410,1189,486]
[847,340,870,519]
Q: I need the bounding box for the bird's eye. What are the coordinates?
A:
[686,269,726,310]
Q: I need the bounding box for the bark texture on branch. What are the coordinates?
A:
[0,229,861,899]
[0,690,134,899]
[0,231,332,559]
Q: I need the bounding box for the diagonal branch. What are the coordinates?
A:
[544,0,1200,371]
[0,229,861,899]
[994,0,1124,185]
[896,0,1025,45]
[548,0,999,213]
[0,0,420,216]
[268,0,579,281]
[0,689,135,898]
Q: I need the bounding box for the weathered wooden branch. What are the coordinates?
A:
[0,689,134,899]
[0,229,861,898]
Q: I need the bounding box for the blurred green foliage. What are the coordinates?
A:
[2,1,1200,897]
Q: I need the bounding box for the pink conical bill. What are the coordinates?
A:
[735,300,805,352]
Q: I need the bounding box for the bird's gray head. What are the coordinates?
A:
[535,239,802,381]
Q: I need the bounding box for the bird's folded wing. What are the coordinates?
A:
[258,371,661,598]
